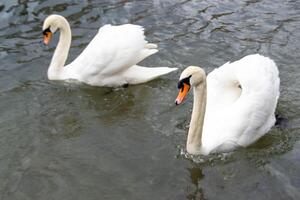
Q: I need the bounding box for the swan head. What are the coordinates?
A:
[42,14,68,45]
[175,66,206,105]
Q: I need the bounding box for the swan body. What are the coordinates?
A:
[175,54,280,155]
[42,14,177,87]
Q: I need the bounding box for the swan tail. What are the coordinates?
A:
[136,44,159,63]
[142,49,158,59]
[123,65,178,84]
[145,43,158,49]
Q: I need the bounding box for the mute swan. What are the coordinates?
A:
[175,54,280,155]
[42,14,177,87]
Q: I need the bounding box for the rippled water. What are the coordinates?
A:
[0,0,300,199]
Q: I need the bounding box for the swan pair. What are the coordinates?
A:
[43,15,280,155]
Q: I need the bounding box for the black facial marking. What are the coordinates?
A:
[177,75,191,91]
[43,27,51,36]
[122,83,129,88]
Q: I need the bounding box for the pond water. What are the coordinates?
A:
[0,0,299,199]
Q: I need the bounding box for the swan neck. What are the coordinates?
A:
[186,81,207,154]
[48,20,71,79]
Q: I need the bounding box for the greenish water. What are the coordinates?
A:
[0,0,299,199]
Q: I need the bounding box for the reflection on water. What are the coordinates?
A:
[186,167,204,200]
[0,0,300,199]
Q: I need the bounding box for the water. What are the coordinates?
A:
[0,0,299,199]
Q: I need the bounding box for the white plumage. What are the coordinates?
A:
[42,15,177,87]
[176,54,280,155]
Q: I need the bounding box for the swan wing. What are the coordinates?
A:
[66,24,158,81]
[202,54,280,153]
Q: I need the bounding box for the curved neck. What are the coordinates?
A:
[186,81,207,154]
[48,20,71,79]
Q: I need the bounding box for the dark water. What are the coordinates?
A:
[0,0,300,199]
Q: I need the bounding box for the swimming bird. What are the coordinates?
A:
[42,14,177,87]
[175,54,280,155]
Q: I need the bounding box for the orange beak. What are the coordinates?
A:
[175,83,190,105]
[43,32,52,45]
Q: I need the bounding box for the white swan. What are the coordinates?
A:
[175,54,280,155]
[42,14,177,87]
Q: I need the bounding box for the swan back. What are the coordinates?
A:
[66,24,156,82]
[202,54,280,154]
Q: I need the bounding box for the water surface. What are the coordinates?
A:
[0,0,300,199]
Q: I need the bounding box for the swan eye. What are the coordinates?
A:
[43,27,51,36]
[178,75,191,91]
[43,27,52,45]
[178,80,184,90]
